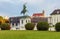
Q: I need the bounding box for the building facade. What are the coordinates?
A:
[9,16,31,30]
[31,10,48,30]
[31,10,48,24]
[32,10,45,17]
[48,9,60,26]
[9,10,48,30]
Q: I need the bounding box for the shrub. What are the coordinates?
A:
[0,23,10,30]
[37,22,49,31]
[25,23,35,30]
[55,22,60,31]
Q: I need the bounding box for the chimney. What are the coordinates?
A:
[42,10,45,16]
[42,10,45,14]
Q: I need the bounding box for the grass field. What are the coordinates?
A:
[0,30,60,39]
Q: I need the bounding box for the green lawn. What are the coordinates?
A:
[0,30,60,39]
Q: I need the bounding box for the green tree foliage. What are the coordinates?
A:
[55,22,60,31]
[0,16,3,24]
[0,23,10,30]
[37,22,49,31]
[21,3,27,15]
[0,16,3,19]
[0,21,2,25]
[25,23,35,30]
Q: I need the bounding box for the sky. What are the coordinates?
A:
[0,0,60,17]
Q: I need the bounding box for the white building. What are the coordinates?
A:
[48,9,60,26]
[9,16,31,30]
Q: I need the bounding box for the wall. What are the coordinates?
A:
[48,14,60,26]
[20,18,31,30]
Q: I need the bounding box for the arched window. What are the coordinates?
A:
[21,20,23,24]
[26,20,27,23]
[16,23,18,26]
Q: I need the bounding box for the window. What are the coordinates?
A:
[21,20,23,24]
[12,23,14,27]
[26,20,27,23]
[16,23,18,26]
[12,23,14,26]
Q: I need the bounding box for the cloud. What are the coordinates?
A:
[0,12,8,16]
[21,0,44,4]
[0,12,16,17]
[0,0,60,17]
[0,0,18,4]
[0,0,12,3]
[0,0,10,2]
[42,1,60,16]
[0,0,45,4]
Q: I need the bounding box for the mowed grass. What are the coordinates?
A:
[0,30,60,39]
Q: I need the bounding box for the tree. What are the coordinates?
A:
[0,16,3,19]
[25,23,35,30]
[55,22,60,31]
[0,21,2,25]
[37,22,49,31]
[0,23,10,30]
[0,16,4,23]
[21,3,27,15]
[4,19,9,23]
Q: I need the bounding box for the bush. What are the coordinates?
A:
[25,23,35,30]
[0,23,10,30]
[37,22,49,31]
[55,22,60,31]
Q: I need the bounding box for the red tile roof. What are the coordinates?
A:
[33,13,44,17]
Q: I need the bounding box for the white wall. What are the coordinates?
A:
[10,23,20,30]
[48,14,60,26]
[10,18,31,30]
[20,18,31,30]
